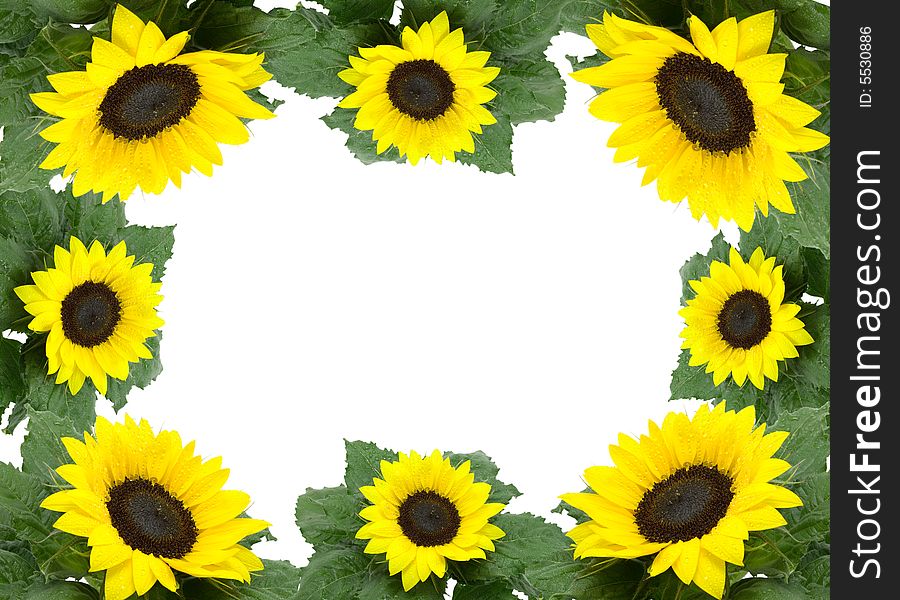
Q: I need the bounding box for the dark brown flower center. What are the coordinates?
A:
[60,281,121,348]
[717,289,773,349]
[386,59,456,121]
[99,63,201,140]
[106,478,198,558]
[655,53,756,153]
[635,465,735,543]
[397,490,461,547]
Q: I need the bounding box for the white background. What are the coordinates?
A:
[0,4,738,568]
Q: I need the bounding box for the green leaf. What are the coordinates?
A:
[454,513,596,599]
[6,349,97,434]
[0,1,40,47]
[180,559,301,599]
[776,152,829,259]
[730,578,809,599]
[0,236,35,330]
[115,225,175,282]
[0,547,37,585]
[794,549,829,597]
[321,107,405,166]
[295,485,362,549]
[295,546,369,599]
[559,557,646,599]
[783,472,828,546]
[23,581,99,600]
[0,463,53,544]
[28,22,94,71]
[786,302,828,392]
[801,247,828,300]
[104,334,164,411]
[452,581,515,600]
[61,193,126,246]
[21,409,80,483]
[29,0,108,25]
[677,232,731,305]
[740,407,828,579]
[780,1,829,50]
[0,119,59,195]
[782,48,829,136]
[443,450,520,504]
[491,59,566,125]
[343,440,397,493]
[559,1,621,34]
[771,405,829,480]
[320,0,395,24]
[0,56,47,124]
[738,217,807,301]
[0,188,64,251]
[0,337,25,416]
[0,461,88,581]
[743,479,827,577]
[0,23,94,194]
[457,113,514,174]
[483,0,570,58]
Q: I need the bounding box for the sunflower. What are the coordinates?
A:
[31,4,275,202]
[40,416,269,600]
[571,11,829,231]
[14,236,164,395]
[356,450,505,591]
[337,11,500,165]
[562,402,802,598]
[679,246,813,390]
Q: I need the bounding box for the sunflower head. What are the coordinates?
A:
[337,11,500,165]
[355,450,506,591]
[14,236,164,396]
[571,10,830,231]
[30,4,275,202]
[40,416,269,600]
[679,246,813,389]
[562,402,803,598]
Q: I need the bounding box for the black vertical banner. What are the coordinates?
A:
[831,2,896,597]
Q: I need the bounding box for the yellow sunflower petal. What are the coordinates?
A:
[736,11,775,61]
[693,550,727,598]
